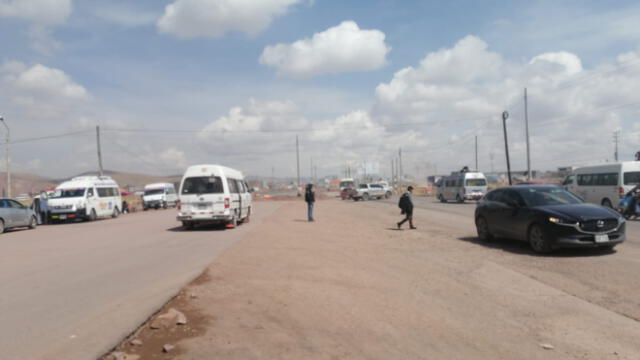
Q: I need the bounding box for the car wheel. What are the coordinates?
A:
[243,207,251,223]
[182,221,193,230]
[89,209,97,221]
[363,193,370,201]
[528,224,552,254]
[0,219,5,233]
[111,207,120,218]
[385,192,391,199]
[475,216,493,241]
[439,194,446,203]
[29,216,37,229]
[163,201,168,209]
[601,198,613,208]
[456,194,464,203]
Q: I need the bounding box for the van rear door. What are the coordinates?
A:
[180,176,226,214]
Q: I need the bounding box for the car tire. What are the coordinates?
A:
[29,216,37,229]
[112,207,120,218]
[385,192,391,199]
[163,201,168,209]
[363,193,370,201]
[182,221,193,230]
[89,209,97,221]
[456,194,464,203]
[601,198,613,208]
[475,216,493,241]
[0,219,5,233]
[528,224,552,254]
[439,194,446,203]
[242,207,251,223]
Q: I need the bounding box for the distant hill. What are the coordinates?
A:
[0,170,182,196]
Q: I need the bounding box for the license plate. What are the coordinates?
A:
[595,234,609,243]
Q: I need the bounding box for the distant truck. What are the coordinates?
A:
[436,172,487,203]
[143,183,178,210]
[339,178,356,200]
[48,176,122,222]
[352,183,386,201]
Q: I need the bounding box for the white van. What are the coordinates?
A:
[437,171,488,203]
[48,176,122,222]
[563,161,640,207]
[143,183,178,210]
[177,164,252,229]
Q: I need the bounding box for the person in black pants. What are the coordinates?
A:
[305,184,315,222]
[397,186,416,229]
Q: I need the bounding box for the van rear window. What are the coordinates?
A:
[465,179,486,186]
[182,176,224,194]
[624,172,640,185]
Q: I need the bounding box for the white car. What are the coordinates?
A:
[0,198,38,233]
[352,183,386,201]
[177,164,252,229]
[48,176,122,222]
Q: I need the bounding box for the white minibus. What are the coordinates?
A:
[437,172,488,203]
[563,161,640,207]
[177,164,252,229]
[48,176,122,222]
[143,183,178,210]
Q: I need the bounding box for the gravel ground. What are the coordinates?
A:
[108,197,640,360]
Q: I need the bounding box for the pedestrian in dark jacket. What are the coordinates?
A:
[305,183,315,222]
[397,186,416,229]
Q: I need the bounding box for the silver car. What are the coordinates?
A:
[0,198,37,233]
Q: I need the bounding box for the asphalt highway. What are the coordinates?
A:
[0,202,281,360]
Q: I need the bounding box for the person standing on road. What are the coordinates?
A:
[305,183,315,222]
[397,186,416,229]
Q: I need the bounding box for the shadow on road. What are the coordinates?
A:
[457,236,616,257]
[167,225,226,232]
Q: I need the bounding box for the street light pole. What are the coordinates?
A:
[0,117,10,197]
[502,111,512,185]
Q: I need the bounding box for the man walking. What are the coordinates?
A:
[397,186,416,229]
[305,183,315,222]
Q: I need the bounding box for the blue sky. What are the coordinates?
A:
[1,0,640,179]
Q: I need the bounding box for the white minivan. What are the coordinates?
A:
[563,161,640,207]
[177,164,252,229]
[48,176,122,222]
[143,183,178,210]
[437,171,488,203]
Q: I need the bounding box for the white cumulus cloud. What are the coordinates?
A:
[259,20,391,79]
[157,0,301,38]
[0,0,72,25]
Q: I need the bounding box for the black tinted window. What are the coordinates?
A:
[518,188,582,207]
[502,190,526,207]
[624,172,640,185]
[182,176,224,194]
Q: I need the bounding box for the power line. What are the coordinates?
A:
[11,130,93,144]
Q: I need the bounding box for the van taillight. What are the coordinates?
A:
[224,198,230,208]
[176,200,181,210]
[619,187,625,198]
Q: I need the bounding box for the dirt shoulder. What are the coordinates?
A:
[105,198,640,360]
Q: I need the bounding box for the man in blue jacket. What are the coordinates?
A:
[397,186,416,229]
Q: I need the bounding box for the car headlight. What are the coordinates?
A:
[548,217,577,225]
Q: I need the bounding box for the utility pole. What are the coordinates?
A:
[524,87,532,180]
[613,131,620,162]
[96,125,104,177]
[391,158,395,184]
[502,111,512,185]
[310,157,313,183]
[0,117,10,197]
[398,148,403,189]
[296,135,301,195]
[475,135,478,171]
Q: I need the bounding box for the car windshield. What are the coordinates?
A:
[465,179,486,186]
[359,184,368,189]
[624,171,640,185]
[181,176,223,194]
[50,188,86,198]
[144,189,165,196]
[518,188,583,207]
[340,181,354,188]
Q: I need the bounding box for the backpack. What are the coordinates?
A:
[398,193,408,210]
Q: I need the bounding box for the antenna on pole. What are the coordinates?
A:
[613,131,620,162]
[96,125,104,177]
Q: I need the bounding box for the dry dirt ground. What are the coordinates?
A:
[106,198,640,360]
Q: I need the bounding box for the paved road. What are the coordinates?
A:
[0,202,281,360]
[379,196,640,244]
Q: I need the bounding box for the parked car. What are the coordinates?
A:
[475,186,625,254]
[177,164,252,229]
[376,181,394,198]
[0,198,38,233]
[352,183,386,201]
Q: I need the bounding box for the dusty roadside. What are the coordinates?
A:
[104,198,640,360]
